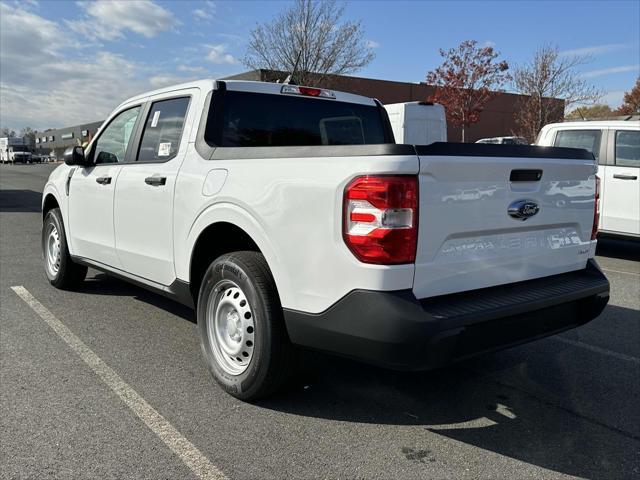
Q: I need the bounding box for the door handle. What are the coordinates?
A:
[613,174,638,180]
[145,175,167,186]
[96,176,112,185]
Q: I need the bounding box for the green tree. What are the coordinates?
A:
[565,104,613,120]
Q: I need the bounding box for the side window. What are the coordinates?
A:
[554,129,602,161]
[137,97,190,162]
[93,107,140,164]
[614,130,640,168]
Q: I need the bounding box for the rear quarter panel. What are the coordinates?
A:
[174,150,419,313]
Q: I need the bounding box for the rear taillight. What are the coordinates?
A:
[591,175,600,240]
[343,175,418,264]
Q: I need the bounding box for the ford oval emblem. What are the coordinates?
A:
[508,200,539,221]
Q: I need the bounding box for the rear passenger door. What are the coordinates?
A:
[113,93,194,285]
[601,129,640,236]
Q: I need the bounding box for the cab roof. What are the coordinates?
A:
[119,79,377,108]
[542,120,640,130]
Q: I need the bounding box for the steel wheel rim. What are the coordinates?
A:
[206,280,255,376]
[45,223,61,276]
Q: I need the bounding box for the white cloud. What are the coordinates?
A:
[193,8,212,20]
[206,44,237,64]
[193,1,215,21]
[67,0,177,41]
[560,43,629,57]
[365,40,380,49]
[177,65,207,74]
[149,74,198,88]
[0,3,184,131]
[582,64,640,78]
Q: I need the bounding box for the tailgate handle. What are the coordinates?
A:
[510,169,542,182]
[613,174,637,180]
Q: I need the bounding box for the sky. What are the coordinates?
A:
[1,0,638,131]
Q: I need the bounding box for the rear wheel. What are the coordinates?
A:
[197,251,295,400]
[42,208,87,289]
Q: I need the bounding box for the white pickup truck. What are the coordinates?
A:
[536,120,640,238]
[42,80,609,400]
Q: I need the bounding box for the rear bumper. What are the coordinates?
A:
[283,260,610,370]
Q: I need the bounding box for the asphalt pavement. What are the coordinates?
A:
[1,163,639,479]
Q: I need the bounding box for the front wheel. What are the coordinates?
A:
[42,208,87,289]
[197,251,295,400]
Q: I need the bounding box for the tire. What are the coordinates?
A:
[42,208,87,289]
[197,251,296,400]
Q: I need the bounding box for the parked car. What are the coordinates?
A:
[476,136,528,145]
[536,120,640,238]
[41,80,609,400]
[384,102,447,145]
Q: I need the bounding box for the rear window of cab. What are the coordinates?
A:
[204,90,389,147]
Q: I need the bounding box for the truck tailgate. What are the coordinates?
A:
[413,143,597,299]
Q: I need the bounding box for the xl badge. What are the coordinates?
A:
[508,200,539,221]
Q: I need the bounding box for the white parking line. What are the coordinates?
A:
[601,268,640,277]
[553,336,640,365]
[10,286,227,480]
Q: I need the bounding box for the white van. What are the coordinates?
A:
[537,120,640,238]
[385,102,446,145]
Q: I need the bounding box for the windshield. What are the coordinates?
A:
[205,90,389,147]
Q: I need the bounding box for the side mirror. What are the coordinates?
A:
[63,146,87,166]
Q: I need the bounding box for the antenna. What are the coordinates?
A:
[283,49,303,85]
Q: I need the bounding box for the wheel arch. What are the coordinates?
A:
[42,191,60,220]
[187,216,288,307]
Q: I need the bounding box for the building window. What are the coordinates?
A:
[81,130,89,137]
[61,132,74,140]
[35,138,40,144]
[48,136,54,142]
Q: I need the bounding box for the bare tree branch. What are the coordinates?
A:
[243,0,375,86]
[513,45,602,142]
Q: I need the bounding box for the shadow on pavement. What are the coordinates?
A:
[79,273,195,323]
[596,236,640,262]
[0,190,42,213]
[255,306,639,479]
[69,269,638,478]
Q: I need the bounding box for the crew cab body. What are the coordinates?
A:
[42,80,609,397]
[537,120,640,238]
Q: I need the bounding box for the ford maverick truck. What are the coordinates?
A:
[42,80,609,399]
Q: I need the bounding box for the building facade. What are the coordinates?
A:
[35,121,103,159]
[224,69,565,142]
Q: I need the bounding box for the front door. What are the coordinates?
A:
[68,105,142,268]
[114,95,192,286]
[601,129,640,235]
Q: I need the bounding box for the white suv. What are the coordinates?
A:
[42,80,609,399]
[537,120,640,238]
